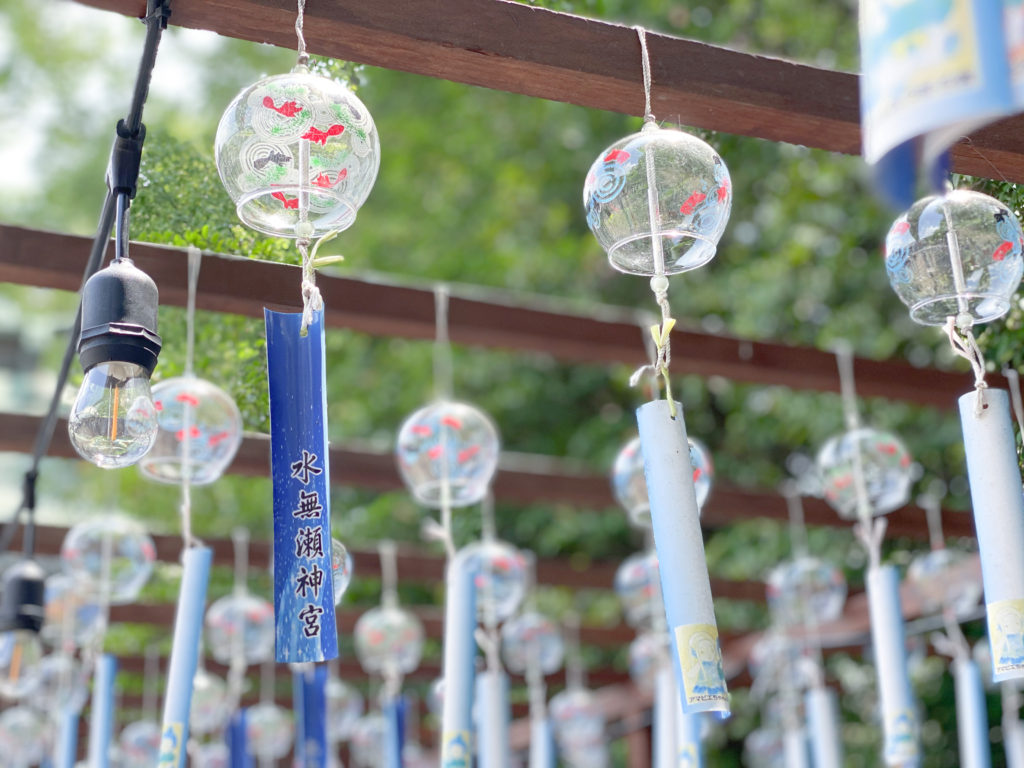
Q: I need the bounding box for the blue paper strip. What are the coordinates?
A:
[476,671,510,767]
[54,706,80,768]
[88,654,117,768]
[383,696,405,768]
[227,709,251,768]
[528,717,555,768]
[158,546,212,768]
[296,665,329,768]
[266,308,337,663]
[954,658,992,768]
[441,548,479,767]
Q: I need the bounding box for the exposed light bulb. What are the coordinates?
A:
[0,630,43,699]
[68,361,158,469]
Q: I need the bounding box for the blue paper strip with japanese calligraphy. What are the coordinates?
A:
[266,308,337,663]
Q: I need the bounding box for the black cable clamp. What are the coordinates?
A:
[21,470,37,513]
[107,119,147,199]
[145,0,172,30]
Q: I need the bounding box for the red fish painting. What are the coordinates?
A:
[301,125,345,146]
[603,148,630,164]
[262,96,304,118]
[313,169,347,188]
[271,191,299,209]
[680,192,707,216]
[993,241,1013,261]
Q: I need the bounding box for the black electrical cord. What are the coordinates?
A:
[0,0,172,557]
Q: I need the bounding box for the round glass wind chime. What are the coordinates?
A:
[583,26,732,717]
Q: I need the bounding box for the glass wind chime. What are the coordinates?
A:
[216,0,379,664]
[584,26,732,717]
[816,344,917,766]
[549,613,608,767]
[882,187,1024,692]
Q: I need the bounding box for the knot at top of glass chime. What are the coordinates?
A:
[907,547,982,617]
[353,604,424,675]
[627,630,669,691]
[459,539,528,623]
[60,516,156,605]
[583,125,732,276]
[395,399,500,509]
[204,592,275,666]
[884,188,1024,327]
[501,610,565,675]
[215,67,380,238]
[611,435,712,529]
[816,426,913,520]
[326,676,364,741]
[138,376,243,486]
[614,548,660,628]
[765,555,847,627]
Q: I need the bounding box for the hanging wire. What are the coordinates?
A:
[475,493,503,674]
[1004,367,1024,445]
[184,246,201,377]
[295,0,309,66]
[433,285,454,402]
[781,480,808,559]
[944,317,989,415]
[633,26,656,124]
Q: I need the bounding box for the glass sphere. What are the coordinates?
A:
[550,687,605,751]
[501,610,565,675]
[353,605,424,675]
[461,540,528,623]
[395,400,500,508]
[331,538,354,604]
[119,720,161,768]
[60,516,156,605]
[0,705,47,766]
[743,728,785,768]
[628,631,670,691]
[747,632,801,685]
[885,189,1024,326]
[349,713,386,767]
[765,556,847,627]
[193,743,229,768]
[190,669,229,735]
[68,361,159,469]
[816,427,913,519]
[584,125,731,276]
[611,436,712,528]
[247,702,294,759]
[215,67,380,238]
[907,548,983,616]
[326,676,364,741]
[31,653,89,712]
[139,376,243,485]
[204,592,275,666]
[0,630,42,700]
[42,574,103,650]
[427,676,445,717]
[614,549,661,628]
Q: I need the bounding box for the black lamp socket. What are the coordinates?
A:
[0,559,45,634]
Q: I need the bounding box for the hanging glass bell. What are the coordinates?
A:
[460,539,528,623]
[204,592,275,666]
[215,66,380,238]
[614,548,660,628]
[611,435,713,528]
[353,605,424,675]
[119,720,162,768]
[816,427,913,519]
[138,376,243,485]
[60,516,156,605]
[885,189,1024,326]
[627,630,669,691]
[395,400,500,508]
[246,703,294,760]
[906,548,982,617]
[326,675,364,741]
[501,610,565,675]
[765,555,847,627]
[583,125,732,275]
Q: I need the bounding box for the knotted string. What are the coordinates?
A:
[179,246,202,550]
[634,26,655,123]
[295,0,309,66]
[944,317,988,415]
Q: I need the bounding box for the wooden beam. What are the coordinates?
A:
[69,0,1024,182]
[0,224,981,409]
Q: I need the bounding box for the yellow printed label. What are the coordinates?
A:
[989,599,1024,680]
[673,623,728,708]
[678,743,699,767]
[157,722,184,766]
[441,730,472,768]
[884,708,920,763]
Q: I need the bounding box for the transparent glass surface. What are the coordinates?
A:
[31,653,88,712]
[68,361,158,469]
[628,631,669,691]
[215,68,380,238]
[584,125,731,275]
[204,593,275,666]
[614,549,660,628]
[349,713,386,767]
[119,720,161,768]
[0,630,42,700]
[460,540,528,623]
[42,574,103,649]
[885,189,1024,326]
[816,427,913,519]
[331,538,353,604]
[611,436,712,528]
[190,669,229,735]
[765,555,847,627]
[246,703,294,759]
[353,605,424,675]
[907,548,982,616]
[193,743,228,768]
[550,687,605,751]
[139,376,243,485]
[0,706,47,766]
[326,676,364,741]
[501,610,565,675]
[395,400,500,508]
[60,516,156,605]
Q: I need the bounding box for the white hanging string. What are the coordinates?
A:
[919,485,947,552]
[179,249,200,551]
[944,317,988,415]
[633,26,655,123]
[184,246,201,377]
[1004,367,1024,441]
[143,644,159,723]
[564,610,586,690]
[295,0,309,66]
[781,480,808,558]
[226,528,250,709]
[379,540,399,610]
[475,493,503,674]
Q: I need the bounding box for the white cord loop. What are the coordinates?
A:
[853,516,887,572]
[298,237,323,336]
[295,0,309,66]
[944,317,988,415]
[634,26,655,123]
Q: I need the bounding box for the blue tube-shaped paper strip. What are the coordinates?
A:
[675,703,705,768]
[266,308,337,663]
[441,548,478,767]
[1006,715,1024,768]
[227,709,252,768]
[157,546,212,768]
[476,670,510,768]
[88,653,117,768]
[383,696,404,768]
[866,565,920,766]
[654,666,678,768]
[637,400,728,714]
[783,728,810,768]
[54,706,80,768]
[959,389,1024,683]
[529,717,555,768]
[954,658,992,768]
[297,665,329,768]
[805,686,843,768]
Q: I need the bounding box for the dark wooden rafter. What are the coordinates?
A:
[69,0,1024,182]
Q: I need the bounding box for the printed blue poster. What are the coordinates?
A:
[265,308,337,663]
